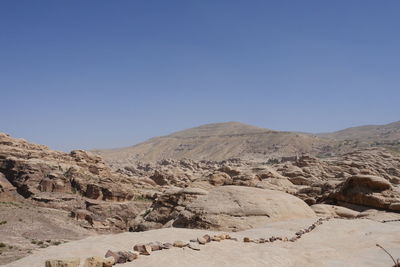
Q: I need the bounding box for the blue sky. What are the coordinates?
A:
[1,1,399,151]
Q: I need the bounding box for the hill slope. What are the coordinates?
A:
[94,122,336,165]
[318,121,400,152]
[319,121,400,141]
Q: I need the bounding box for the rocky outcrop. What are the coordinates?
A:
[311,204,359,218]
[330,174,400,211]
[173,186,316,231]
[0,133,154,232]
[130,187,208,231]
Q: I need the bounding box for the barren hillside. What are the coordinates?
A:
[94,122,337,165]
[318,121,400,152]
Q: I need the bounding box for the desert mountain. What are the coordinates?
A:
[95,121,400,166]
[94,122,338,165]
[318,120,400,152]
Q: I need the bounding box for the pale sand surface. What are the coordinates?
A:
[5,219,400,267]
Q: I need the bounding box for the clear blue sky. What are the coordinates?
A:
[1,1,399,151]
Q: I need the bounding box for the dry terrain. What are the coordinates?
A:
[1,121,400,266]
[94,121,400,166]
[4,219,400,267]
[93,122,338,165]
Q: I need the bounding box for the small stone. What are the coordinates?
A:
[243,237,252,243]
[133,243,152,255]
[162,242,173,249]
[103,257,115,267]
[118,251,138,261]
[45,258,80,267]
[217,234,227,240]
[296,230,304,236]
[173,240,188,248]
[147,242,162,251]
[83,256,109,267]
[197,237,207,245]
[211,236,221,242]
[105,250,123,264]
[203,234,211,243]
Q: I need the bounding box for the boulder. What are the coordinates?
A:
[330,175,400,211]
[344,175,392,191]
[173,186,316,231]
[209,171,231,186]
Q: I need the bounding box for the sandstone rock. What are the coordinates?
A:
[147,241,162,251]
[45,258,80,267]
[130,187,207,231]
[173,240,188,248]
[162,242,173,249]
[197,236,206,245]
[133,243,152,255]
[0,132,153,233]
[202,234,211,243]
[173,186,316,231]
[330,175,400,211]
[103,257,115,267]
[209,171,231,186]
[117,251,138,262]
[105,250,137,263]
[211,236,221,242]
[388,202,400,211]
[0,172,20,201]
[104,250,123,263]
[83,256,114,267]
[344,175,392,191]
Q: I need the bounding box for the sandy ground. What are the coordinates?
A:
[0,202,92,265]
[4,218,400,267]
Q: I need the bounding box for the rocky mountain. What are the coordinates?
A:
[95,121,400,167]
[94,122,339,166]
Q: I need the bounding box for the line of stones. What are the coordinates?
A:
[243,217,332,244]
[45,217,332,267]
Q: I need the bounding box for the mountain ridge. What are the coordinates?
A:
[93,120,400,166]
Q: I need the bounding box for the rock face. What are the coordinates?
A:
[0,172,20,201]
[173,186,316,231]
[0,132,154,232]
[130,187,208,231]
